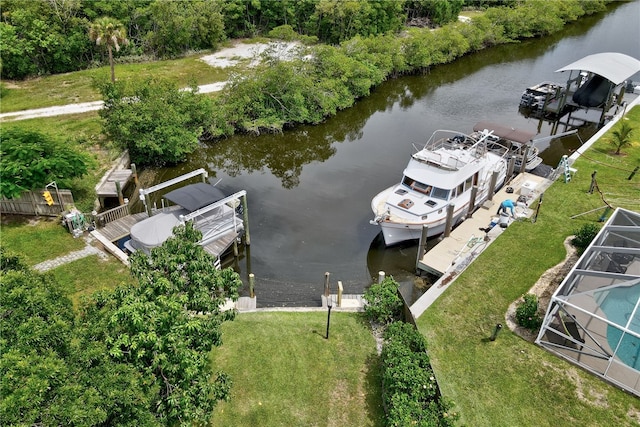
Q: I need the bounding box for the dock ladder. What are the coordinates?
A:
[557,155,576,183]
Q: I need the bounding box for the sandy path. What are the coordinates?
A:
[1,41,300,122]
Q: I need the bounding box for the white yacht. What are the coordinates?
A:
[370,129,509,246]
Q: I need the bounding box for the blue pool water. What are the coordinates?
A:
[599,282,640,370]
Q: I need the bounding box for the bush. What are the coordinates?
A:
[364,277,403,325]
[381,322,458,427]
[515,293,541,330]
[571,223,600,254]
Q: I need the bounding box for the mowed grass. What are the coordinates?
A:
[416,107,640,426]
[0,216,133,308]
[1,53,230,113]
[210,311,385,427]
[49,254,136,309]
[0,217,86,265]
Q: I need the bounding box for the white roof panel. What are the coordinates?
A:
[555,52,640,85]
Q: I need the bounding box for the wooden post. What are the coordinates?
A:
[415,224,429,272]
[519,145,529,174]
[487,171,499,201]
[242,194,250,246]
[324,272,330,297]
[588,171,597,194]
[337,281,343,307]
[249,273,255,298]
[116,181,124,206]
[443,203,455,238]
[131,163,139,185]
[141,190,153,217]
[506,157,516,181]
[378,271,385,284]
[467,186,478,219]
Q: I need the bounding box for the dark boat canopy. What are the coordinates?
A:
[163,182,226,212]
[555,52,640,85]
[473,121,536,144]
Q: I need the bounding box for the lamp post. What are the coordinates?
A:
[325,295,333,339]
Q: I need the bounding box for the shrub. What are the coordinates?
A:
[364,277,403,325]
[515,293,541,330]
[381,322,459,427]
[571,223,600,254]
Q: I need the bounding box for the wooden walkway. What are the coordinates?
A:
[97,211,149,242]
[96,169,134,198]
[202,231,241,259]
[94,209,242,261]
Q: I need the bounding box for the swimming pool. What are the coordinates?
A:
[598,282,640,370]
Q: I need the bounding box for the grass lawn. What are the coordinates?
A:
[0,217,86,265]
[210,311,385,427]
[49,254,136,309]
[1,54,229,113]
[416,107,640,426]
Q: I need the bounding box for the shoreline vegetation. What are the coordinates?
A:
[1,0,620,209]
[2,1,639,426]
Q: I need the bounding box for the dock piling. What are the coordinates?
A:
[467,187,478,219]
[324,272,330,297]
[487,171,499,201]
[131,163,139,185]
[415,225,429,272]
[443,204,454,238]
[116,181,124,206]
[507,157,516,180]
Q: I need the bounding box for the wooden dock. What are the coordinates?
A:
[96,169,134,198]
[202,231,241,259]
[97,211,149,242]
[417,172,554,277]
[93,208,242,262]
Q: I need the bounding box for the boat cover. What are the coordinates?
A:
[129,208,188,249]
[555,52,640,85]
[572,74,613,107]
[163,182,226,212]
[473,121,536,144]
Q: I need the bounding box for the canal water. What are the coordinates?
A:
[137,1,640,307]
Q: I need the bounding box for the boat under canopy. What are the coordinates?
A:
[127,181,243,255]
[555,52,640,86]
[472,121,536,144]
[163,182,226,211]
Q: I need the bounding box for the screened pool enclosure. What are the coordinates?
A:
[536,208,640,396]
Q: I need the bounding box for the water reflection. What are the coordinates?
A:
[204,131,336,189]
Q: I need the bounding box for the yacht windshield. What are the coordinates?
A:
[402,176,450,200]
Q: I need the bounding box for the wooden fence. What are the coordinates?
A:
[0,189,75,217]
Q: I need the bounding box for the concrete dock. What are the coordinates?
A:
[411,172,555,318]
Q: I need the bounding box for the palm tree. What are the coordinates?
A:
[89,17,129,83]
[610,121,634,155]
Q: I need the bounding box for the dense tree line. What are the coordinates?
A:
[1,0,466,80]
[95,0,611,166]
[0,224,242,425]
